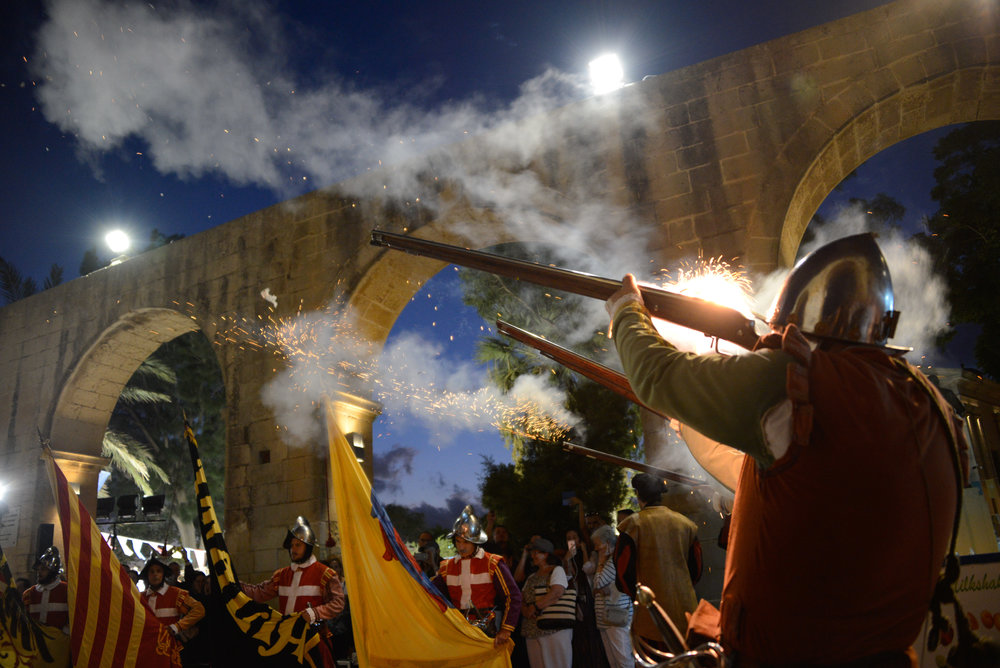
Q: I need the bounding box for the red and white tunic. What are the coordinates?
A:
[241,555,344,623]
[22,580,70,631]
[141,583,205,632]
[439,547,521,633]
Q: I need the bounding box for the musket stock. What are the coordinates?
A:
[370,230,759,350]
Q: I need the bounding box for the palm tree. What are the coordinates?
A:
[101,358,175,496]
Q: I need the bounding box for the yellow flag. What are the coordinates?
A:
[325,400,511,668]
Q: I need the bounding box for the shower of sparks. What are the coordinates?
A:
[496,399,571,445]
[647,255,757,355]
[199,295,574,445]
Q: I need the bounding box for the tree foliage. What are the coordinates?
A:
[459,243,641,542]
[78,247,105,276]
[0,257,63,304]
[384,504,428,541]
[916,121,1000,380]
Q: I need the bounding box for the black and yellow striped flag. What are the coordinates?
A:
[183,423,324,667]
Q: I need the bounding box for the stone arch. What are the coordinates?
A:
[49,307,204,511]
[781,70,998,265]
[753,70,1000,267]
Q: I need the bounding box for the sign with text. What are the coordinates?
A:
[0,505,20,549]
[917,553,1000,667]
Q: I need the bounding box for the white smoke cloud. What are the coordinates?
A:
[29,0,589,199]
[376,329,578,445]
[258,304,378,446]
[31,0,665,284]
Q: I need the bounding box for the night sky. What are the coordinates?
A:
[1,0,896,282]
[7,0,970,528]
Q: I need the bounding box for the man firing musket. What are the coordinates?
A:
[605,233,970,666]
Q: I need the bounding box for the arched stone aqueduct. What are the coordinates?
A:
[1,0,997,580]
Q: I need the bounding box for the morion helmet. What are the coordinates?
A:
[446,505,488,545]
[138,552,172,582]
[768,233,900,347]
[282,516,318,550]
[33,546,62,573]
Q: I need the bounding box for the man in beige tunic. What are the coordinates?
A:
[614,473,700,647]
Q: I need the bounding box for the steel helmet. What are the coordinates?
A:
[138,552,172,582]
[282,516,318,550]
[446,505,488,545]
[768,233,900,347]
[33,546,62,573]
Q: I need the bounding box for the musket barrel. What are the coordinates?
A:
[370,230,759,349]
[495,321,710,489]
[559,441,708,489]
[495,320,640,404]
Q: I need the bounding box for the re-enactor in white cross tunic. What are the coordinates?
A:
[241,545,344,623]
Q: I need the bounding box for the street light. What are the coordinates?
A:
[105,230,130,253]
[589,54,624,95]
[105,229,130,265]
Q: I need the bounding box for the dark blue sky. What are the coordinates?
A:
[12,0,971,526]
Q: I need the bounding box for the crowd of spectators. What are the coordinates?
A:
[408,492,690,668]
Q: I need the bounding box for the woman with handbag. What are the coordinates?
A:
[520,538,574,667]
[591,525,634,668]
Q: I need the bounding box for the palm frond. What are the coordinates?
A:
[133,357,178,385]
[118,387,173,405]
[101,431,170,494]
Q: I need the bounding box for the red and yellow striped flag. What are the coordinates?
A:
[44,450,181,668]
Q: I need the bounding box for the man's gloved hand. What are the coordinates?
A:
[605,274,644,322]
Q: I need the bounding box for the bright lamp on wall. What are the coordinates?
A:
[345,432,366,463]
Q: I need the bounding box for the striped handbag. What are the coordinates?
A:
[534,583,577,630]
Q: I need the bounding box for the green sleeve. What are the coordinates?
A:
[612,302,792,465]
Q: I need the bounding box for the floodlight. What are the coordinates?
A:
[105,229,131,254]
[141,494,165,518]
[116,494,139,520]
[346,432,366,462]
[589,54,625,95]
[96,497,115,522]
